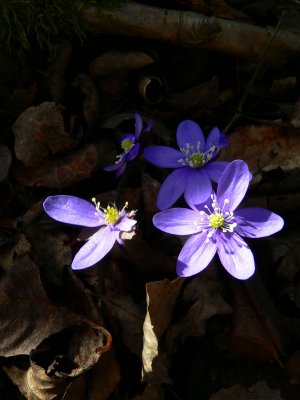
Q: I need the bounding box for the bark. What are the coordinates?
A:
[75,1,300,68]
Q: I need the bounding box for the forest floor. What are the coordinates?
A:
[1,1,300,399]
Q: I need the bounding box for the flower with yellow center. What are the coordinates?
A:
[43,195,137,270]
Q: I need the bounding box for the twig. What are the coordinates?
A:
[75,1,300,68]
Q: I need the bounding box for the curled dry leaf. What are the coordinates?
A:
[26,358,71,400]
[5,325,112,400]
[13,102,74,167]
[209,381,283,400]
[0,255,78,357]
[220,125,300,185]
[142,278,184,384]
[0,254,111,357]
[13,143,98,188]
[0,143,12,181]
[89,50,155,77]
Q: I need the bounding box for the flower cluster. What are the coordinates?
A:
[43,114,284,278]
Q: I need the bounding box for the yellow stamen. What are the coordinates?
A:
[104,206,119,224]
[209,213,225,228]
[121,138,134,152]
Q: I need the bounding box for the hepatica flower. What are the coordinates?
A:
[143,120,229,210]
[43,195,137,270]
[153,160,284,280]
[104,112,152,177]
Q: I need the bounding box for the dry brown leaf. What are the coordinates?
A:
[0,254,111,357]
[220,125,300,185]
[90,50,155,77]
[0,143,12,182]
[231,279,284,363]
[167,275,232,345]
[5,324,112,400]
[0,232,31,269]
[87,351,121,400]
[4,362,70,400]
[13,102,74,167]
[24,220,72,285]
[26,358,71,400]
[102,295,144,356]
[13,143,98,188]
[209,381,283,400]
[142,278,184,384]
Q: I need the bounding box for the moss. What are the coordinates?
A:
[0,0,128,53]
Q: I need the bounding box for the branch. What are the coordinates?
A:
[75,1,300,68]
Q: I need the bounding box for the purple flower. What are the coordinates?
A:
[143,120,229,210]
[153,160,284,280]
[43,195,137,270]
[104,113,152,177]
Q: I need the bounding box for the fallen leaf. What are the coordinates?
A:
[142,278,184,384]
[230,277,285,364]
[0,254,111,357]
[220,125,300,185]
[167,275,232,345]
[89,50,155,77]
[5,324,112,400]
[102,295,144,356]
[13,102,74,167]
[0,232,31,269]
[13,143,98,188]
[87,351,121,400]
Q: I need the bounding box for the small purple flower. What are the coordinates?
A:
[43,195,137,270]
[104,113,152,177]
[153,160,284,280]
[143,120,229,210]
